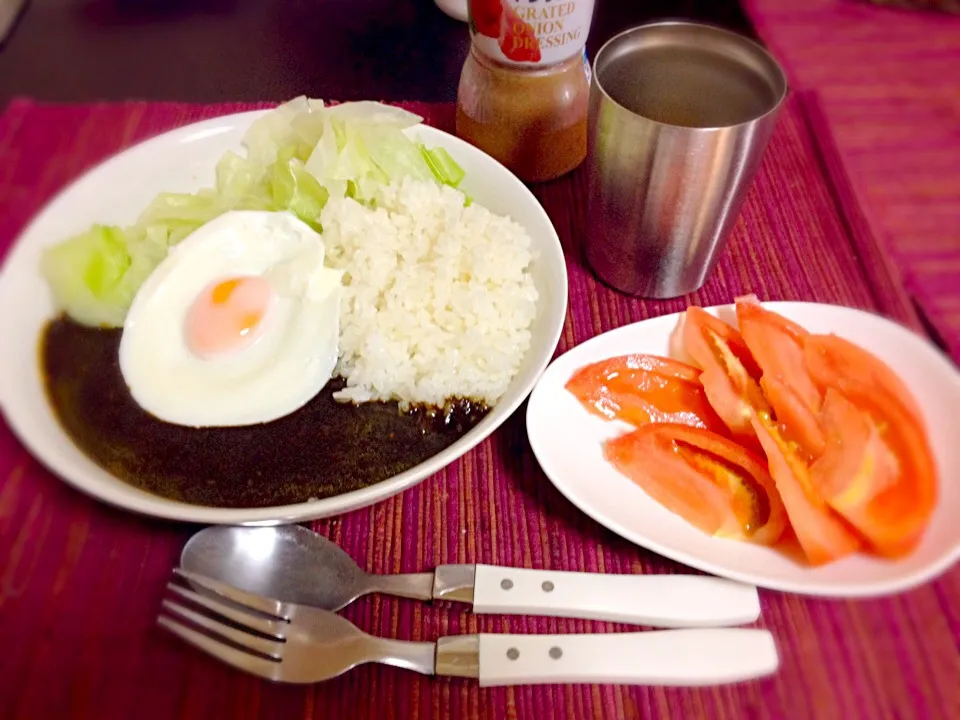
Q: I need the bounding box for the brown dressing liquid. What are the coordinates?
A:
[456,106,588,185]
[455,48,589,183]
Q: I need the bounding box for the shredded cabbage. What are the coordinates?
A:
[40,225,168,328]
[41,98,466,327]
[269,149,329,232]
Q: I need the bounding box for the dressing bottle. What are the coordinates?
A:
[456,0,596,183]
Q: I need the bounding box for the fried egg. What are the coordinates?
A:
[119,210,343,427]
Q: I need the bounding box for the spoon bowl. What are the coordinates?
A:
[180,525,434,611]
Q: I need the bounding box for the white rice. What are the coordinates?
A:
[319,177,539,408]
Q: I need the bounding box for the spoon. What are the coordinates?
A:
[180,524,762,627]
[182,524,445,612]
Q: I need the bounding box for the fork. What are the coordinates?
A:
[158,568,780,686]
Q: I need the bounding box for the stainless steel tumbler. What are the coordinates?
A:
[585,22,788,298]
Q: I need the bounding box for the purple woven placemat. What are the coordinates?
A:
[744,0,960,360]
[0,95,957,720]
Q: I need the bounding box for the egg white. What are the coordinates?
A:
[119,210,343,428]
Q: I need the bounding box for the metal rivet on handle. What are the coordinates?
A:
[549,647,563,660]
[507,648,520,660]
[501,579,513,590]
[541,581,554,592]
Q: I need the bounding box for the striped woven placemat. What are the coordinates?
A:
[0,95,956,720]
[744,0,960,361]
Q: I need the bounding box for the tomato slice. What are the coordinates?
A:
[803,334,923,424]
[603,424,787,546]
[682,307,770,442]
[736,294,810,339]
[752,414,861,565]
[810,388,898,514]
[565,354,727,432]
[684,306,762,377]
[812,379,937,557]
[757,375,825,461]
[735,299,825,459]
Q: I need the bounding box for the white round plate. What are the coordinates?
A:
[0,111,568,525]
[527,302,960,597]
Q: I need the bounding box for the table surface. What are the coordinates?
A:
[4,92,957,720]
[0,0,753,105]
[3,3,959,720]
[744,0,960,361]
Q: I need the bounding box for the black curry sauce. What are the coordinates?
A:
[40,317,488,508]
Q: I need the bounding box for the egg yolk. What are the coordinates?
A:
[185,276,275,359]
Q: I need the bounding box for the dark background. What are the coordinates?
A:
[0,0,753,105]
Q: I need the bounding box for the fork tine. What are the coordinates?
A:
[173,567,290,619]
[158,615,280,681]
[167,583,287,638]
[161,599,284,659]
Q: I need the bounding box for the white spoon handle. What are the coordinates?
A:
[471,565,761,627]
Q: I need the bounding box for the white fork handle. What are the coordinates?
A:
[472,565,761,627]
[477,628,778,687]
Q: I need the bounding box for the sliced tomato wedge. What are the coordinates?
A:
[736,294,810,339]
[565,354,727,432]
[735,298,825,459]
[604,424,787,546]
[811,379,937,557]
[757,375,824,461]
[811,388,898,512]
[803,333,923,424]
[684,306,762,377]
[752,414,861,565]
[682,307,770,442]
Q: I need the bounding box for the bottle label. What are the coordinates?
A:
[469,0,596,67]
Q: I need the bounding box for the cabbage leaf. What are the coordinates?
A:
[41,98,466,327]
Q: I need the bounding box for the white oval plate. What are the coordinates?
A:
[0,110,568,525]
[527,302,960,597]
